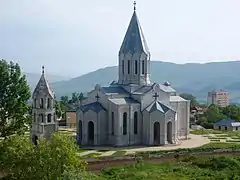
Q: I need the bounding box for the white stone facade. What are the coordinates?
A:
[76,6,190,147]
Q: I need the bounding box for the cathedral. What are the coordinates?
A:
[76,3,190,146]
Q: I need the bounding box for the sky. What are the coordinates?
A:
[1,0,240,77]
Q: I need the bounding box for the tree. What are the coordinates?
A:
[205,104,227,123]
[0,60,31,138]
[222,105,240,121]
[55,100,63,119]
[179,93,199,107]
[71,92,79,103]
[0,133,86,180]
[60,96,69,105]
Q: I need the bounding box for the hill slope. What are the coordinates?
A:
[50,61,240,103]
[24,72,70,91]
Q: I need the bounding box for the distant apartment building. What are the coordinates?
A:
[207,90,229,107]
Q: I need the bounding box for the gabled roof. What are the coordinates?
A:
[101,86,129,95]
[133,85,153,95]
[214,119,240,127]
[32,67,54,98]
[159,84,176,93]
[145,100,175,114]
[170,96,188,102]
[80,102,106,113]
[109,97,139,105]
[119,9,150,55]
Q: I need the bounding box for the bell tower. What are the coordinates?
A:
[118,1,151,85]
[30,66,58,145]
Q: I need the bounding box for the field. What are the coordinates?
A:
[90,155,240,179]
[191,129,240,143]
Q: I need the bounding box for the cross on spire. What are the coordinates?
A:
[95,94,100,101]
[153,92,159,100]
[133,1,136,11]
[42,66,45,74]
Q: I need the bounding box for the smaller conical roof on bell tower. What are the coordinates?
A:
[119,1,150,55]
[32,66,54,98]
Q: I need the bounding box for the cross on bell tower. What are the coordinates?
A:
[133,1,136,11]
[42,65,44,74]
[153,92,159,100]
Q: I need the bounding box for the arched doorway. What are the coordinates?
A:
[167,121,173,144]
[32,135,38,145]
[153,122,160,145]
[88,121,94,145]
[79,121,82,144]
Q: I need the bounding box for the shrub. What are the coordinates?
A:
[0,133,86,180]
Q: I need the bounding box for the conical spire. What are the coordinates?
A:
[32,66,54,98]
[119,2,150,55]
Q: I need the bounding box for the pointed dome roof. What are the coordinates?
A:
[32,66,54,98]
[145,100,175,114]
[119,7,150,55]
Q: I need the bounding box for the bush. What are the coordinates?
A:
[0,133,86,180]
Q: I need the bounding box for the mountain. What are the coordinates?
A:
[24,72,70,91]
[49,61,240,103]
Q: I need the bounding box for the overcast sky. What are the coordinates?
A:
[1,0,240,77]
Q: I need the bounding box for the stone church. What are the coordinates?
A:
[30,66,58,145]
[76,3,190,147]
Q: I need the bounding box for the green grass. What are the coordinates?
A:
[231,137,240,139]
[80,153,101,159]
[215,134,230,137]
[135,142,240,156]
[96,155,240,179]
[210,139,221,142]
[111,151,126,157]
[208,137,227,139]
[226,140,240,143]
[191,129,240,138]
[191,129,223,135]
[98,149,111,152]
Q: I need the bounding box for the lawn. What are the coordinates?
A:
[191,129,240,137]
[135,142,240,156]
[94,155,240,179]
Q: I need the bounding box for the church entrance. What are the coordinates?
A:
[167,121,173,144]
[153,122,160,145]
[88,121,94,145]
[32,135,38,145]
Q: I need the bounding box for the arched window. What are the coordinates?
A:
[122,60,124,74]
[111,112,114,135]
[40,98,44,108]
[47,114,52,123]
[47,98,51,109]
[135,60,138,74]
[134,112,138,134]
[33,113,36,123]
[123,112,127,135]
[128,60,130,74]
[142,60,145,74]
[39,114,44,123]
[34,99,37,108]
